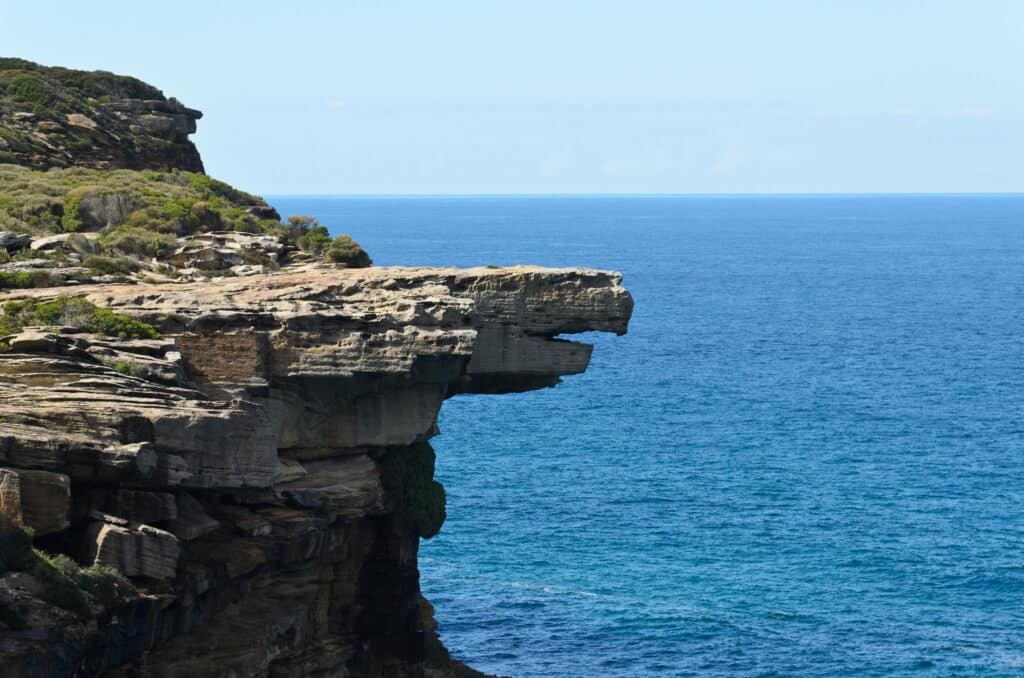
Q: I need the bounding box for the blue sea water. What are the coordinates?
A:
[270,195,1024,677]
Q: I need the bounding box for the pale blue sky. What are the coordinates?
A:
[4,1,1023,194]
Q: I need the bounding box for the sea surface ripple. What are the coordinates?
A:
[271,195,1024,677]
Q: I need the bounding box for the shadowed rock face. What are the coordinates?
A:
[0,263,632,677]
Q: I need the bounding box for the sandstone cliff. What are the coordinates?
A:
[0,63,633,677]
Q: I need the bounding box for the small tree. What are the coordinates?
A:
[324,235,372,268]
[296,224,332,254]
[282,215,318,243]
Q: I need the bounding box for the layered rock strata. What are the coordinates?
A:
[0,264,632,676]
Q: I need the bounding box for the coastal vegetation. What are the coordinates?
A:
[0,166,372,279]
[0,164,273,237]
[0,296,160,339]
[0,167,372,288]
[288,215,372,266]
[326,234,373,267]
[1,60,371,279]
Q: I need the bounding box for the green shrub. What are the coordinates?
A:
[102,359,144,377]
[296,223,331,254]
[5,73,55,113]
[98,224,176,258]
[87,308,161,339]
[10,248,44,262]
[325,235,372,267]
[61,192,83,232]
[0,59,163,100]
[188,200,220,229]
[275,215,316,246]
[82,254,138,276]
[79,564,133,606]
[0,270,57,290]
[184,171,262,206]
[123,206,177,233]
[119,361,142,376]
[0,296,160,339]
[218,206,259,232]
[0,165,287,259]
[162,196,199,228]
[30,551,90,616]
[20,195,64,228]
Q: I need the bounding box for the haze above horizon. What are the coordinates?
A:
[4,1,1022,195]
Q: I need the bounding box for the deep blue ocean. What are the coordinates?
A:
[271,195,1024,677]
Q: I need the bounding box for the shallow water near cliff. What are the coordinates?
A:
[270,195,1024,677]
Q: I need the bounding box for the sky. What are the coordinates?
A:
[3,1,1023,195]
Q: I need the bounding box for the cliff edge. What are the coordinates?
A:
[0,62,633,677]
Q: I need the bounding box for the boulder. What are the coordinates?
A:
[84,516,181,579]
[30,233,72,251]
[66,113,98,130]
[167,232,284,271]
[0,467,71,536]
[78,192,139,230]
[0,231,32,253]
[168,245,242,271]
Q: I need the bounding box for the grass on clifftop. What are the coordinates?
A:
[0,296,160,339]
[0,57,164,114]
[0,164,273,238]
[0,166,372,271]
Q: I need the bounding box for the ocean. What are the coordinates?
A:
[269,195,1024,677]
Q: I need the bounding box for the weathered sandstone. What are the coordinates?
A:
[0,262,632,677]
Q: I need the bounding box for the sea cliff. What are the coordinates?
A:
[0,61,632,677]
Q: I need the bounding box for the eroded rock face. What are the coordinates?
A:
[0,263,632,677]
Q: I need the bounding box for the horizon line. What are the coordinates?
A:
[263,191,1024,199]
